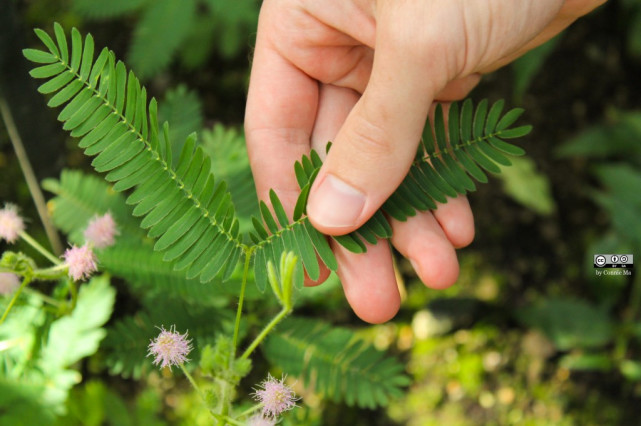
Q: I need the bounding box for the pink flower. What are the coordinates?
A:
[147,325,193,370]
[0,204,25,243]
[247,414,276,426]
[63,244,97,281]
[252,374,299,419]
[0,273,20,295]
[84,212,119,248]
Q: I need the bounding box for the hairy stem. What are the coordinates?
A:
[19,231,61,265]
[238,403,262,419]
[0,276,31,325]
[23,287,61,307]
[179,363,206,402]
[240,307,290,360]
[231,247,253,361]
[0,97,63,256]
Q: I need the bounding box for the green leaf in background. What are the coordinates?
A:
[516,298,614,350]
[263,317,410,409]
[128,0,197,79]
[72,0,149,19]
[591,163,641,249]
[555,110,641,160]
[39,276,115,411]
[201,0,260,58]
[158,85,204,160]
[512,35,561,102]
[496,156,556,215]
[620,360,641,382]
[622,0,641,59]
[559,353,614,372]
[57,380,167,426]
[201,124,259,233]
[0,381,55,425]
[43,170,141,245]
[1,277,115,417]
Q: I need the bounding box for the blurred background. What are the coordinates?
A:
[1,0,641,424]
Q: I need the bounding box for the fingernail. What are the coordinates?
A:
[308,174,366,228]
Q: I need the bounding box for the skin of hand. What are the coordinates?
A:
[245,0,607,323]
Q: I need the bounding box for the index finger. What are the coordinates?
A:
[245,31,319,210]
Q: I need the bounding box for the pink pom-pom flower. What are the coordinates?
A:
[0,204,25,244]
[147,325,193,370]
[84,212,119,249]
[252,374,299,419]
[63,244,98,281]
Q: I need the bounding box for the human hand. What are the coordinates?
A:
[245,0,607,323]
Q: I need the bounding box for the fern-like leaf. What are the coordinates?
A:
[263,317,411,408]
[384,99,530,222]
[25,23,245,283]
[251,98,531,260]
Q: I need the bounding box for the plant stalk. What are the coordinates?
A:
[179,363,206,402]
[0,96,63,256]
[240,307,290,360]
[0,276,31,325]
[231,247,252,361]
[19,231,61,265]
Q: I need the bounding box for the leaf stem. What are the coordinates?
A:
[0,96,63,256]
[23,287,61,307]
[19,231,61,265]
[0,276,31,325]
[238,403,262,418]
[231,247,253,361]
[179,363,206,402]
[240,307,290,360]
[212,413,245,426]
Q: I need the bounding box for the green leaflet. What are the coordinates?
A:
[27,24,531,291]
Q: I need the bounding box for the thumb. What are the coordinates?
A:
[307,6,449,235]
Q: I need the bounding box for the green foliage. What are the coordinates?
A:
[511,36,561,102]
[0,380,56,425]
[158,85,204,161]
[556,109,641,250]
[556,110,641,161]
[200,124,259,234]
[592,163,641,249]
[0,276,115,416]
[57,380,167,426]
[71,0,149,19]
[70,0,260,78]
[263,317,411,409]
[495,156,556,215]
[128,0,197,79]
[43,169,140,246]
[622,0,641,59]
[516,298,614,350]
